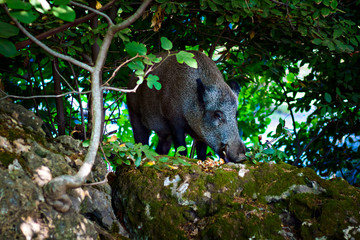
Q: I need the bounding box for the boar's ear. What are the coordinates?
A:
[196,78,206,109]
[228,80,241,97]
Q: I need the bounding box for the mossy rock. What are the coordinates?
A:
[111,160,360,239]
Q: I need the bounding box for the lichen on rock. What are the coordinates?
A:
[111,159,360,240]
[0,100,128,239]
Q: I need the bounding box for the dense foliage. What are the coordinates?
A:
[0,0,359,185]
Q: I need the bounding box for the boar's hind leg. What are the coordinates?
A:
[195,141,207,160]
[128,112,150,145]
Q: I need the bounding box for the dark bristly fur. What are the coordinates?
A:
[127,51,246,162]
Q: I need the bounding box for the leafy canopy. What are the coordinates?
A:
[0,0,359,185]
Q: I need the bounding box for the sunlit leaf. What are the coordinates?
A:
[176,51,198,68]
[160,37,173,51]
[263,148,275,155]
[146,74,161,90]
[30,0,51,13]
[125,41,147,57]
[52,5,76,22]
[10,10,39,24]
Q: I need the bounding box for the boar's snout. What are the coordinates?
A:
[220,140,247,163]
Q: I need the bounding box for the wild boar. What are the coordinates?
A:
[127,51,246,163]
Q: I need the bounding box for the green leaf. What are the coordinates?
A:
[326,40,336,51]
[146,74,161,90]
[135,69,144,76]
[276,123,283,135]
[176,146,186,152]
[312,38,322,45]
[279,118,285,127]
[177,157,191,166]
[330,0,338,9]
[160,37,173,51]
[136,76,144,85]
[53,0,71,5]
[232,13,240,22]
[176,51,198,68]
[324,92,332,103]
[30,0,51,14]
[216,16,224,25]
[52,5,76,22]
[82,139,90,147]
[314,0,322,4]
[262,148,275,155]
[350,37,358,47]
[321,8,331,17]
[159,157,169,163]
[125,41,147,57]
[0,38,17,57]
[6,0,32,10]
[0,22,19,38]
[323,0,330,6]
[10,10,39,24]
[298,25,307,36]
[208,1,217,11]
[128,59,145,71]
[271,9,283,16]
[343,20,355,26]
[333,28,342,39]
[135,155,141,167]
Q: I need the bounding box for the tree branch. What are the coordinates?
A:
[71,1,114,26]
[294,121,334,166]
[0,90,92,101]
[14,0,116,50]
[43,0,153,212]
[2,4,93,73]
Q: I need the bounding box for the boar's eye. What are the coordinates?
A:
[213,111,224,122]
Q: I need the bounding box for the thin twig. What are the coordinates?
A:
[294,122,333,166]
[68,62,87,140]
[103,54,140,86]
[82,171,111,186]
[14,0,116,50]
[71,1,114,26]
[54,63,76,92]
[37,58,57,135]
[0,90,92,101]
[102,85,141,93]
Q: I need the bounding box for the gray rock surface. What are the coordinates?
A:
[0,100,128,240]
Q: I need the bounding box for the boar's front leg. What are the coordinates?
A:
[195,141,207,160]
[170,124,187,156]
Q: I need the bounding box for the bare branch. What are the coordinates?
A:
[2,4,93,73]
[71,1,114,26]
[102,85,141,93]
[103,54,140,86]
[14,0,116,50]
[44,0,153,212]
[0,90,92,101]
[111,0,152,33]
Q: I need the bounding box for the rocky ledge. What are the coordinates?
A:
[111,157,360,239]
[0,100,128,240]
